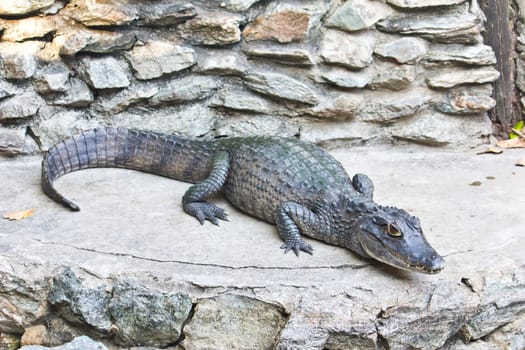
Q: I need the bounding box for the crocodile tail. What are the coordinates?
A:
[42,126,215,211]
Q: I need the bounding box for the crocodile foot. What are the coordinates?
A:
[183,202,228,225]
[280,240,314,257]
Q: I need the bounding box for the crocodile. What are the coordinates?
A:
[42,127,445,274]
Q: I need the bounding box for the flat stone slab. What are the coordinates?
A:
[1,146,524,349]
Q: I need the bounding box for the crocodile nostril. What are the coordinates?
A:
[427,255,445,272]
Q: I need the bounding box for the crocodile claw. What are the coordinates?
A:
[184,202,228,225]
[280,241,314,257]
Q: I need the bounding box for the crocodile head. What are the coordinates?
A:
[352,205,445,274]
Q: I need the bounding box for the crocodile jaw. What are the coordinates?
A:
[357,231,445,274]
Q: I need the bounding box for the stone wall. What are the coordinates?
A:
[0,0,501,156]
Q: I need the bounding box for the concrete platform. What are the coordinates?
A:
[1,146,524,349]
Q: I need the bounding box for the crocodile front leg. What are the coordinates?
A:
[182,150,230,225]
[274,201,329,256]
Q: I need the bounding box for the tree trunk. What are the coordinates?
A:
[480,0,521,137]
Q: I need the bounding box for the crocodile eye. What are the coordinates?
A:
[387,224,402,237]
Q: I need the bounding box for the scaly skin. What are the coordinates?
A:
[42,127,445,274]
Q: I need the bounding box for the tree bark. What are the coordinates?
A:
[480,0,521,137]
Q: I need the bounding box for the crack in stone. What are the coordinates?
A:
[442,248,475,257]
[32,238,371,271]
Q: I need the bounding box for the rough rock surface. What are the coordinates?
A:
[0,0,56,16]
[109,279,192,347]
[321,30,375,69]
[244,71,319,105]
[375,37,428,64]
[78,56,130,90]
[324,0,393,32]
[183,294,286,349]
[377,3,483,44]
[0,0,500,154]
[0,0,515,346]
[243,9,310,43]
[180,12,242,45]
[125,41,196,80]
[0,147,523,349]
[20,336,107,350]
[0,41,43,79]
[426,66,500,88]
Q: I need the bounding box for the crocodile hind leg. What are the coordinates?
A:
[274,201,329,256]
[182,151,230,225]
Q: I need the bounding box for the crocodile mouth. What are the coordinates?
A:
[358,233,444,274]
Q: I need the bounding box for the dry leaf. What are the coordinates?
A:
[469,181,482,186]
[3,208,36,221]
[477,146,503,155]
[517,157,525,167]
[496,138,525,149]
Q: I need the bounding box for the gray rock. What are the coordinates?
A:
[183,294,286,350]
[135,3,196,27]
[242,44,315,66]
[243,71,319,105]
[434,87,496,115]
[0,127,26,156]
[47,269,112,333]
[220,0,261,11]
[0,271,48,333]
[278,294,377,349]
[459,272,525,342]
[125,41,195,80]
[0,92,42,122]
[320,66,371,89]
[64,0,196,28]
[180,12,242,45]
[516,58,525,93]
[0,41,43,80]
[109,279,192,347]
[391,111,492,146]
[51,27,135,56]
[324,0,393,32]
[0,0,55,16]
[20,318,84,348]
[63,0,138,27]
[33,62,70,94]
[386,0,466,8]
[0,79,16,100]
[426,66,500,88]
[302,94,362,120]
[213,114,299,138]
[50,78,94,108]
[377,283,479,349]
[210,87,274,113]
[299,119,377,146]
[0,17,57,42]
[92,83,158,115]
[358,95,428,124]
[320,30,375,69]
[196,51,248,76]
[425,44,497,65]
[149,75,220,106]
[19,336,107,350]
[374,37,428,64]
[104,104,216,137]
[79,56,130,90]
[377,3,483,44]
[29,109,100,150]
[368,61,416,91]
[484,316,525,350]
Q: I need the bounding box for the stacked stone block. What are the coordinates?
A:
[0,0,499,156]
